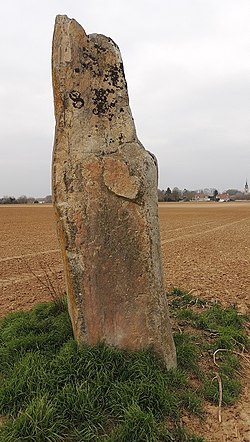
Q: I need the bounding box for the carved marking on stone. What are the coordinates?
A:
[69,90,84,109]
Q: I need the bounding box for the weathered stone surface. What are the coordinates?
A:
[52,15,176,368]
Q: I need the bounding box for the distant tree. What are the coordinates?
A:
[164,187,172,202]
[171,187,182,202]
[231,191,245,201]
[203,188,211,196]
[17,195,28,204]
[213,189,219,201]
[27,197,36,204]
[44,195,52,203]
[226,189,240,196]
[182,189,195,201]
[157,189,165,202]
[0,196,16,204]
[203,188,216,197]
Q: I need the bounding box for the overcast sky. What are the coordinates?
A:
[0,0,249,197]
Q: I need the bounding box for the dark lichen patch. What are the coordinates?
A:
[94,42,107,53]
[119,62,127,90]
[109,64,120,87]
[79,47,101,77]
[119,62,125,77]
[81,47,96,62]
[103,63,127,90]
[92,88,117,120]
[92,88,109,116]
[109,64,124,89]
[119,133,124,143]
[68,220,78,245]
[107,36,120,49]
[108,98,117,112]
[103,73,110,83]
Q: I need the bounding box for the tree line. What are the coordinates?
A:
[0,195,52,204]
[1,189,249,204]
[158,187,250,202]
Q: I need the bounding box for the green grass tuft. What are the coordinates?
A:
[174,333,200,374]
[0,291,248,442]
[1,394,66,442]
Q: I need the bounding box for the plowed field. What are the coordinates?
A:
[159,202,250,315]
[0,202,249,441]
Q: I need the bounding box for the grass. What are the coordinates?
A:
[169,289,249,407]
[0,289,248,441]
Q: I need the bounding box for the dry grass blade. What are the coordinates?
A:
[22,257,65,307]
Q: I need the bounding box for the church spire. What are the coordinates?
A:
[244,179,249,194]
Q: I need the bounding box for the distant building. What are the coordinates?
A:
[194,192,209,202]
[218,192,230,202]
[244,179,249,194]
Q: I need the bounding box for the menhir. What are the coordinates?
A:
[52,15,176,369]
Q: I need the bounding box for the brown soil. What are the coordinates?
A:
[0,205,64,315]
[0,202,249,441]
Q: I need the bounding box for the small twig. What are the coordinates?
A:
[211,373,223,423]
[206,328,219,335]
[232,351,250,363]
[213,348,250,367]
[177,325,183,334]
[232,338,246,353]
[208,330,220,338]
[216,373,222,423]
[213,348,223,367]
[212,346,250,424]
[212,348,250,423]
[187,289,197,295]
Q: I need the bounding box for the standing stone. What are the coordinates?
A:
[52,15,176,368]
